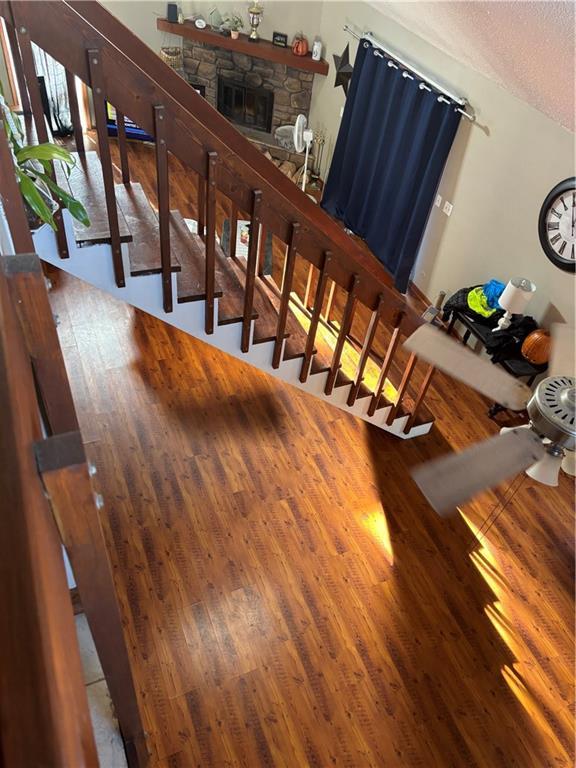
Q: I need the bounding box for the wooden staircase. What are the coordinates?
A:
[37,149,433,437]
[1,0,437,440]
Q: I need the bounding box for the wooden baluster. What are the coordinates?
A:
[115,109,130,183]
[15,23,70,258]
[386,351,417,425]
[257,223,267,277]
[303,263,315,309]
[65,69,84,155]
[272,222,300,369]
[367,312,404,416]
[153,104,172,312]
[299,252,331,383]
[323,279,336,323]
[229,202,238,258]
[0,125,34,253]
[87,50,125,287]
[205,151,217,334]
[403,364,435,433]
[197,171,206,239]
[241,190,262,353]
[14,26,48,141]
[347,293,384,406]
[5,21,31,114]
[324,274,359,396]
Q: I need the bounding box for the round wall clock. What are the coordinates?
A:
[538,177,576,273]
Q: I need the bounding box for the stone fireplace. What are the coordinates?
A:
[182,40,313,137]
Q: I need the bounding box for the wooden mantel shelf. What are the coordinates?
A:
[157,19,329,76]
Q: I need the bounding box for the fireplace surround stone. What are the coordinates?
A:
[182,39,313,134]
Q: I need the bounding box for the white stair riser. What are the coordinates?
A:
[35,217,432,440]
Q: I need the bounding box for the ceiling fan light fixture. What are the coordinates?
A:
[525,445,564,486]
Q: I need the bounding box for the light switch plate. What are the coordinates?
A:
[434,194,442,208]
[443,200,453,216]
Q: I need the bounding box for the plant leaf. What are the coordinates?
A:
[16,170,56,229]
[16,143,75,165]
[41,174,91,227]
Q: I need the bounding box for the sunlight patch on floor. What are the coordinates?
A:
[462,510,572,764]
[361,507,394,565]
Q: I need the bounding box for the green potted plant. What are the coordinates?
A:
[1,84,89,233]
[222,12,244,39]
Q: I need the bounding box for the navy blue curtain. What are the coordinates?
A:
[322,41,462,293]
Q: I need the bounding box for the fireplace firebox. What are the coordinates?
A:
[217,77,274,134]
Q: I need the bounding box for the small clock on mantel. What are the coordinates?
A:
[538,177,576,273]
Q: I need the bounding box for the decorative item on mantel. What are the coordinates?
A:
[291,32,309,57]
[247,0,263,41]
[222,12,244,40]
[311,37,323,62]
[272,31,288,48]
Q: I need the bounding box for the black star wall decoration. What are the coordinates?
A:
[333,44,354,95]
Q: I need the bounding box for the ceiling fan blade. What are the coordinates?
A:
[411,428,545,516]
[549,323,575,378]
[404,325,532,410]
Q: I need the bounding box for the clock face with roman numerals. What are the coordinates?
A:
[538,177,576,273]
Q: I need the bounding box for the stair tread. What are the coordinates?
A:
[57,151,132,245]
[335,370,352,388]
[173,224,259,324]
[356,382,373,400]
[217,251,259,325]
[256,276,332,366]
[114,184,181,275]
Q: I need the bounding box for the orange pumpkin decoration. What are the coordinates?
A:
[292,33,309,57]
[521,329,551,365]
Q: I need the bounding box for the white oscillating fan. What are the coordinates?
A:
[293,114,314,192]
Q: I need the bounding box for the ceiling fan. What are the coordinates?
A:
[403,323,575,515]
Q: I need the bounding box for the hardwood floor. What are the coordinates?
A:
[49,139,574,767]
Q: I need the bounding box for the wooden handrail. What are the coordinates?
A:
[0,122,148,765]
[0,264,98,768]
[0,0,424,331]
[0,0,436,432]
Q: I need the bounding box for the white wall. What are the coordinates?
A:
[309,1,575,327]
[101,0,323,54]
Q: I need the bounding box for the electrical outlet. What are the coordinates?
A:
[434,194,442,208]
[443,200,453,216]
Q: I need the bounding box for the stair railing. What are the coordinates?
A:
[0,122,149,766]
[0,0,435,431]
[0,258,99,768]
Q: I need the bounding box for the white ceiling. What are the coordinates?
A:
[369,1,576,131]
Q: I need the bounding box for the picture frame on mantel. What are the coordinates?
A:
[272,31,288,48]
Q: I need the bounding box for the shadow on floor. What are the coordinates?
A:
[364,421,567,766]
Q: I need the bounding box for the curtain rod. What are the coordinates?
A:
[343,25,475,122]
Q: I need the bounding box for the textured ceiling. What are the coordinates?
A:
[369,1,576,131]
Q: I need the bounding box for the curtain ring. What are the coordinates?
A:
[387,60,398,69]
[374,49,384,58]
[437,95,451,104]
[363,41,370,49]
[419,82,432,92]
[402,71,414,80]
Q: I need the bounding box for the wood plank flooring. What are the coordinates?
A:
[48,137,574,767]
